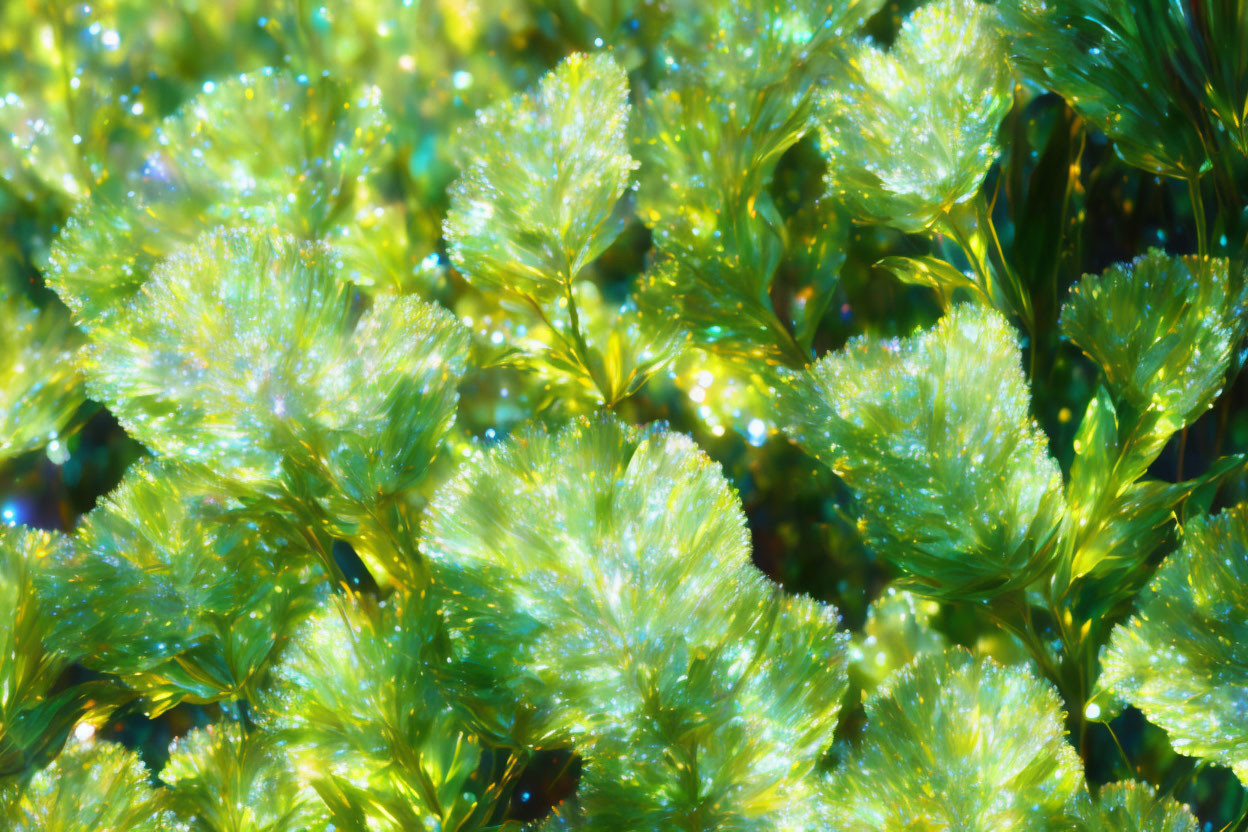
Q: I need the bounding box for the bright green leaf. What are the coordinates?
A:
[1099,504,1248,785]
[47,68,392,330]
[445,51,637,300]
[0,526,101,779]
[821,648,1085,831]
[163,721,330,832]
[1080,781,1198,832]
[1060,250,1247,447]
[783,304,1065,600]
[36,459,324,713]
[260,593,481,832]
[79,228,469,583]
[423,416,850,830]
[816,0,1012,232]
[1,737,171,830]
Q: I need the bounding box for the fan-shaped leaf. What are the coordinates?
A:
[423,416,850,830]
[163,721,329,832]
[36,459,323,713]
[782,304,1065,600]
[821,648,1085,831]
[1099,505,1248,785]
[816,0,1012,232]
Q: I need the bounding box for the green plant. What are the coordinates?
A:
[4,0,1248,828]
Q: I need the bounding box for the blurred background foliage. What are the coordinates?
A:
[4,0,1248,825]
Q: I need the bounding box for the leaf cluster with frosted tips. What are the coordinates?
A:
[422,416,850,830]
[78,226,469,586]
[0,526,104,779]
[162,720,330,832]
[782,303,1066,600]
[0,288,84,463]
[1080,781,1199,832]
[444,52,678,407]
[1098,504,1248,786]
[1060,249,1248,443]
[814,0,1012,233]
[0,735,171,831]
[34,458,326,714]
[46,67,392,331]
[258,592,484,832]
[821,647,1086,832]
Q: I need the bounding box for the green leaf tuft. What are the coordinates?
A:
[815,0,1012,232]
[821,648,1085,831]
[1099,504,1248,785]
[783,304,1065,600]
[423,416,850,830]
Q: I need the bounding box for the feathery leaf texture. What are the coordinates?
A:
[0,526,97,778]
[822,648,1085,831]
[1080,781,1199,832]
[423,416,850,830]
[851,587,948,692]
[815,0,1012,232]
[0,290,83,462]
[162,721,330,832]
[47,67,390,330]
[445,51,636,299]
[1061,250,1247,440]
[999,0,1223,178]
[35,459,324,713]
[0,736,170,830]
[1099,505,1248,785]
[783,304,1065,600]
[260,593,481,832]
[79,228,468,576]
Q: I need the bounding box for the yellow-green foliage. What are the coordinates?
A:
[783,304,1066,600]
[822,648,1085,831]
[1100,506,1248,785]
[424,417,849,830]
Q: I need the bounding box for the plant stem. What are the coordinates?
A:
[1189,175,1208,259]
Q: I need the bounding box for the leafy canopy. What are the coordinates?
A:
[821,648,1085,831]
[36,459,324,713]
[79,227,468,583]
[47,67,391,330]
[1099,505,1248,785]
[0,737,170,831]
[816,0,1012,232]
[162,721,330,832]
[423,417,850,830]
[0,527,99,778]
[1061,250,1247,444]
[260,593,482,832]
[783,304,1066,600]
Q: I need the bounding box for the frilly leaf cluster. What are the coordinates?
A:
[0,527,99,778]
[79,227,469,584]
[423,416,850,829]
[782,304,1066,600]
[822,648,1085,831]
[259,594,482,831]
[1099,504,1248,785]
[162,721,329,831]
[0,736,171,830]
[47,68,392,330]
[446,52,674,407]
[816,0,1012,232]
[35,459,325,713]
[1061,250,1247,444]
[0,289,83,462]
